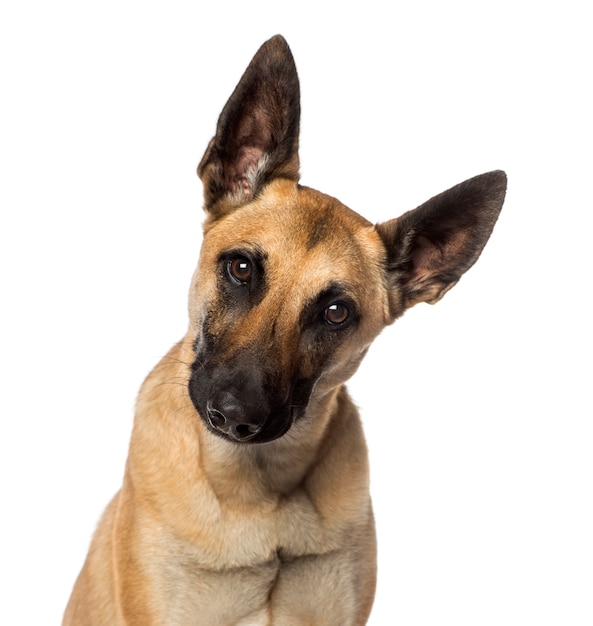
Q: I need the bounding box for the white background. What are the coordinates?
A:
[1,1,591,624]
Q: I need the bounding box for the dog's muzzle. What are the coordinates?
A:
[188,365,301,444]
[187,341,318,444]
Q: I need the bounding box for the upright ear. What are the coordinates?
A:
[376,170,507,316]
[197,35,301,218]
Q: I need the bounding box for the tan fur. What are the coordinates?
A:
[64,36,505,625]
[65,181,382,625]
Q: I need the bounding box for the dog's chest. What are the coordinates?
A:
[149,489,358,625]
[160,554,278,625]
[158,546,359,626]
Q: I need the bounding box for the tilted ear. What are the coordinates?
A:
[197,35,301,218]
[376,170,507,316]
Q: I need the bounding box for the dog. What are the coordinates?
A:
[63,35,506,625]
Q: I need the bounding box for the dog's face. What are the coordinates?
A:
[188,180,389,443]
[187,36,506,444]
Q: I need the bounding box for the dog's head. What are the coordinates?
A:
[187,36,506,444]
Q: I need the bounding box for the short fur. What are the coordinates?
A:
[64,35,506,625]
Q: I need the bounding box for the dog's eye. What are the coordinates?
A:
[324,302,349,326]
[227,257,253,284]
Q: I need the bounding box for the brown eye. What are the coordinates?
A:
[324,302,349,325]
[228,257,252,283]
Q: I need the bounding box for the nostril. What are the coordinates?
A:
[206,406,227,429]
[234,423,261,438]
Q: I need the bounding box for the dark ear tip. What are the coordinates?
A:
[267,34,289,47]
[468,170,507,209]
[482,169,507,192]
[259,34,293,58]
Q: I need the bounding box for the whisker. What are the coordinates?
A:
[154,380,188,390]
[159,355,192,367]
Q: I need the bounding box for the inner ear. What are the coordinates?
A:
[377,170,507,315]
[197,35,301,217]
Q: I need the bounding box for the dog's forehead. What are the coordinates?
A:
[203,180,384,279]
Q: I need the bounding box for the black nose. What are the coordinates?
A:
[206,391,264,442]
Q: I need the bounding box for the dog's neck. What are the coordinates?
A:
[196,385,342,501]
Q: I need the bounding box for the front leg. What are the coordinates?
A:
[268,527,376,626]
